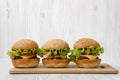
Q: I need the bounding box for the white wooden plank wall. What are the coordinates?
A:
[0,0,120,64]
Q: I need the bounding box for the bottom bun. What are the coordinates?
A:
[12,58,40,68]
[75,59,101,68]
[42,59,70,68]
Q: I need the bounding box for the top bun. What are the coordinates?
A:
[42,39,69,50]
[12,39,39,50]
[74,38,100,49]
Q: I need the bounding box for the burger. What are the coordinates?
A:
[7,39,40,68]
[39,39,70,68]
[69,38,104,68]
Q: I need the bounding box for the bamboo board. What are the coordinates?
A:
[9,63,118,74]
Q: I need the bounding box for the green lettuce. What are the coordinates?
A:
[69,46,104,61]
[7,48,40,57]
[38,48,70,58]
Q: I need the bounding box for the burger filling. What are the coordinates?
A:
[7,48,39,59]
[38,48,70,60]
[69,46,104,61]
[78,55,98,60]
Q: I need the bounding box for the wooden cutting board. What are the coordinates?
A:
[9,63,118,74]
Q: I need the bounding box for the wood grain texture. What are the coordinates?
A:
[9,63,118,74]
[0,0,120,65]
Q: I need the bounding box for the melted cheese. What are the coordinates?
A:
[21,56,33,59]
[81,55,98,60]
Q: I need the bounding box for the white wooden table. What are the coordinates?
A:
[0,59,119,80]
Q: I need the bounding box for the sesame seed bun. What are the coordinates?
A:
[12,39,39,50]
[74,38,100,48]
[42,59,70,68]
[42,39,69,50]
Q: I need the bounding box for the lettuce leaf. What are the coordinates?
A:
[37,48,70,57]
[7,48,40,57]
[69,46,104,61]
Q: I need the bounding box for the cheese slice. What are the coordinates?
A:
[21,55,33,59]
[81,55,98,60]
